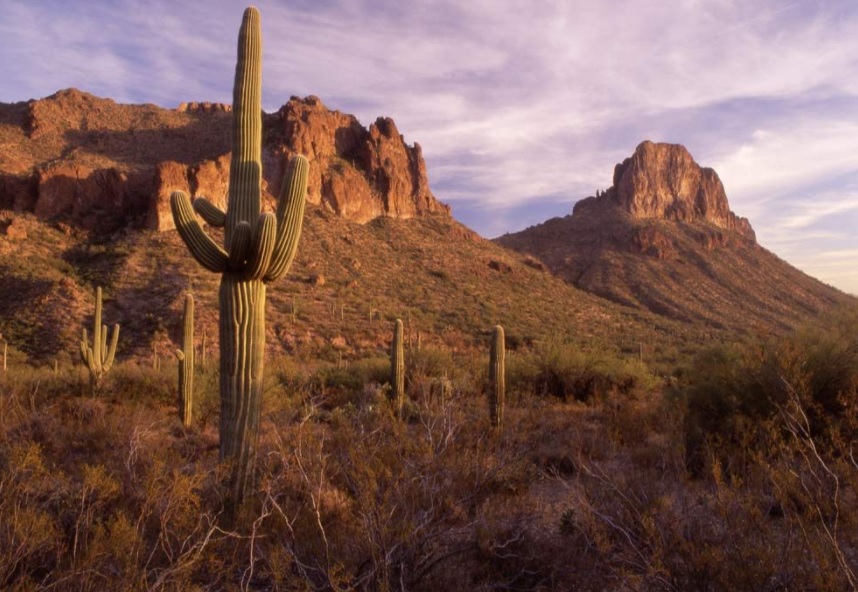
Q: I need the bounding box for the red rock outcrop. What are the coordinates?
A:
[601,141,755,241]
[271,96,449,223]
[0,89,449,232]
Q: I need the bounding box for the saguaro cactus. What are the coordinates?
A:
[79,286,120,394]
[175,293,194,427]
[489,325,505,430]
[390,318,405,417]
[170,7,308,506]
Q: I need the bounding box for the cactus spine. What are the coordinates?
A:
[390,318,405,417]
[79,287,119,394]
[489,325,505,430]
[175,293,194,427]
[170,7,307,507]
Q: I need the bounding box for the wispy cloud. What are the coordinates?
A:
[1,0,857,292]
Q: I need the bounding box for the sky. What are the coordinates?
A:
[1,0,858,294]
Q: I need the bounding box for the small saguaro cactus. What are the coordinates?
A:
[79,286,120,394]
[489,325,505,430]
[175,293,195,427]
[390,318,405,417]
[170,7,308,508]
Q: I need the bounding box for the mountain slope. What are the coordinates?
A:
[496,141,851,335]
[0,206,695,365]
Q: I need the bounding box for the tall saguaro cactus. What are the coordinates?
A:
[489,325,505,430]
[80,286,120,395]
[175,293,195,427]
[170,7,308,507]
[390,319,405,417]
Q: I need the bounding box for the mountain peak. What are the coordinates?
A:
[575,140,755,242]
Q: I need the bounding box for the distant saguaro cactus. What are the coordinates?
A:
[175,293,194,427]
[79,286,119,395]
[390,318,405,417]
[170,7,308,508]
[489,325,505,430]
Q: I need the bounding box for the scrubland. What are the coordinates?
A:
[1,308,857,591]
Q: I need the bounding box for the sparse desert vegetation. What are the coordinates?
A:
[0,305,857,590]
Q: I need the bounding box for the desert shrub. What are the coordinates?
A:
[508,340,657,402]
[109,361,177,405]
[683,304,858,472]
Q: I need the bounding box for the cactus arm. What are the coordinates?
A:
[264,155,308,282]
[246,213,277,280]
[228,221,253,270]
[100,325,108,363]
[85,347,95,372]
[176,349,185,361]
[171,191,229,273]
[103,324,119,372]
[80,329,89,365]
[93,288,104,369]
[194,197,227,227]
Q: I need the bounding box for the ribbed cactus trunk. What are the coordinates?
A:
[489,325,505,430]
[219,278,266,496]
[390,318,405,417]
[176,293,194,427]
[170,7,308,510]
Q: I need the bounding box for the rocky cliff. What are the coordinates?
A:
[0,89,449,232]
[496,141,845,333]
[574,141,755,241]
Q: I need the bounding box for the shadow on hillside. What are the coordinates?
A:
[62,241,132,293]
[62,111,232,168]
[0,101,28,127]
[0,274,69,358]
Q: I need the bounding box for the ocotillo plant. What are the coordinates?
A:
[175,293,194,427]
[79,286,119,395]
[390,318,405,417]
[489,325,505,430]
[171,7,308,507]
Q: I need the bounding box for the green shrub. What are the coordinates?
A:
[682,304,858,473]
[508,340,658,402]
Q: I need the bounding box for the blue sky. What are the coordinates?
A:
[2,0,858,294]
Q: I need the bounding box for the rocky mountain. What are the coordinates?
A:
[497,141,850,334]
[1,90,691,365]
[0,89,449,233]
[0,93,849,363]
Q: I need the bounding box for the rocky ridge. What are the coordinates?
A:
[0,89,449,233]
